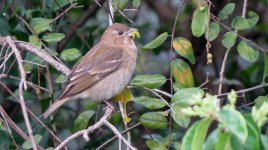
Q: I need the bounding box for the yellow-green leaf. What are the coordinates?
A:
[171,59,194,89]
[222,31,237,49]
[206,22,220,41]
[142,32,168,50]
[60,48,81,62]
[42,33,65,43]
[173,37,195,64]
[237,41,259,62]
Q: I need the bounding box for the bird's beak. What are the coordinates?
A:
[128,28,140,39]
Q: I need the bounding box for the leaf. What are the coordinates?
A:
[113,0,128,10]
[173,37,195,64]
[191,118,212,150]
[261,135,268,150]
[42,33,65,43]
[131,74,167,89]
[206,22,220,41]
[60,48,82,62]
[263,55,268,82]
[218,3,235,20]
[171,104,190,128]
[255,96,268,109]
[73,110,95,132]
[29,35,42,48]
[55,74,67,83]
[22,135,42,149]
[191,6,209,37]
[231,11,259,30]
[171,88,204,108]
[171,59,194,89]
[243,114,261,150]
[215,132,232,150]
[140,112,167,129]
[146,140,166,150]
[30,17,53,34]
[218,107,248,143]
[142,32,168,50]
[222,31,237,49]
[237,41,259,62]
[132,0,141,8]
[181,118,212,150]
[134,96,166,109]
[203,129,219,150]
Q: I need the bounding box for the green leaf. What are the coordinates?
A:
[191,6,209,37]
[222,31,237,49]
[113,0,128,10]
[42,33,65,43]
[0,15,10,36]
[255,96,268,109]
[237,41,259,62]
[206,22,220,41]
[203,129,219,150]
[171,104,190,128]
[231,11,259,30]
[171,88,204,108]
[218,3,235,20]
[182,118,212,150]
[215,132,232,150]
[134,96,166,109]
[140,112,167,129]
[30,17,53,34]
[172,37,195,64]
[218,107,248,143]
[51,0,70,10]
[22,135,42,149]
[171,59,194,89]
[131,74,167,89]
[29,35,42,48]
[146,140,166,150]
[55,74,66,83]
[23,52,44,72]
[73,110,95,132]
[142,32,168,50]
[191,118,212,150]
[242,115,261,150]
[132,0,141,8]
[261,135,268,150]
[263,55,268,82]
[60,48,82,62]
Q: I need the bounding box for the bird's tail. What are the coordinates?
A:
[42,98,69,119]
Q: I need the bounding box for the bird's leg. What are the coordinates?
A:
[102,100,116,112]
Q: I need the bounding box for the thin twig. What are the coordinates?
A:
[217,83,268,98]
[118,102,131,150]
[104,121,137,150]
[52,2,83,22]
[55,108,113,150]
[108,0,114,25]
[96,123,141,150]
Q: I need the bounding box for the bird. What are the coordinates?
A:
[43,23,140,118]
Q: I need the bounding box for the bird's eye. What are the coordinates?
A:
[118,31,123,35]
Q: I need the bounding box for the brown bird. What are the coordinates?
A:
[43,23,140,118]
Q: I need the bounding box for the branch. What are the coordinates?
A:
[0,37,70,75]
[6,36,38,150]
[217,83,268,98]
[55,108,113,150]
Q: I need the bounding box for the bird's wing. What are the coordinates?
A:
[58,47,123,100]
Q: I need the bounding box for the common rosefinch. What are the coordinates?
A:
[43,23,140,118]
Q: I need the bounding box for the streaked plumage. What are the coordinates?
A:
[43,23,139,118]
